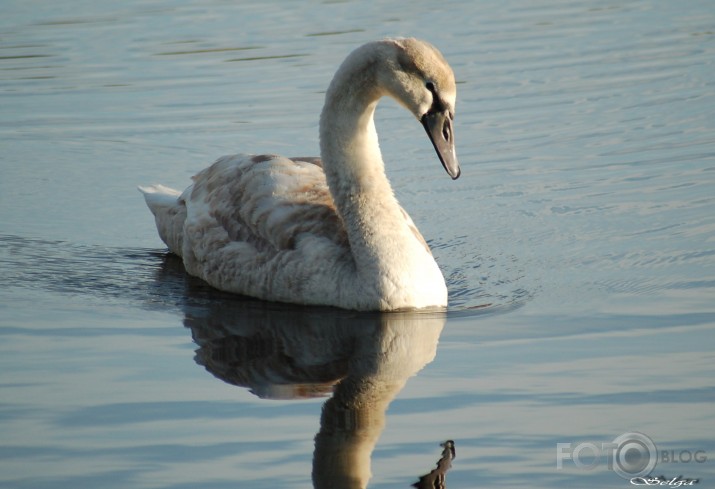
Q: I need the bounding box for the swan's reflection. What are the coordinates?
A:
[167,256,453,488]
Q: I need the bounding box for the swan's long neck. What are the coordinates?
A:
[318,43,448,309]
[319,51,413,280]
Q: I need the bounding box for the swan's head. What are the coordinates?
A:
[380,38,460,180]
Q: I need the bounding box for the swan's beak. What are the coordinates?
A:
[421,110,460,180]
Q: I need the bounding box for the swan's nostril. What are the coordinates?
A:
[442,120,451,142]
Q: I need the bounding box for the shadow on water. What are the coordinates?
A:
[183,283,455,488]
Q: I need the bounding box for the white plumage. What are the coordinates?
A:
[140,38,460,311]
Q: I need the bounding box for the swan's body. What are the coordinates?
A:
[140,38,459,311]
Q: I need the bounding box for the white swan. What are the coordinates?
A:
[140,38,460,311]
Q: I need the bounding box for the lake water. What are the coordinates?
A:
[1,0,714,487]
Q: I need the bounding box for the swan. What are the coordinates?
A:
[139,38,460,311]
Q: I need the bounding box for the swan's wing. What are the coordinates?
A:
[289,156,323,168]
[184,153,346,258]
[176,153,353,304]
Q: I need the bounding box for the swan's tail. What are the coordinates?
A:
[138,184,186,256]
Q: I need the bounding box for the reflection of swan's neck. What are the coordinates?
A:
[313,376,406,489]
[312,317,446,489]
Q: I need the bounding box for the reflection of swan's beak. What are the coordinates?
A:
[412,440,456,489]
[440,439,456,459]
[421,110,460,180]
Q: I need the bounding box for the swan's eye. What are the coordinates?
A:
[425,81,435,92]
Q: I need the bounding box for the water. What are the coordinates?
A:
[1,0,714,487]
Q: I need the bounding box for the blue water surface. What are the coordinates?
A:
[1,1,714,488]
